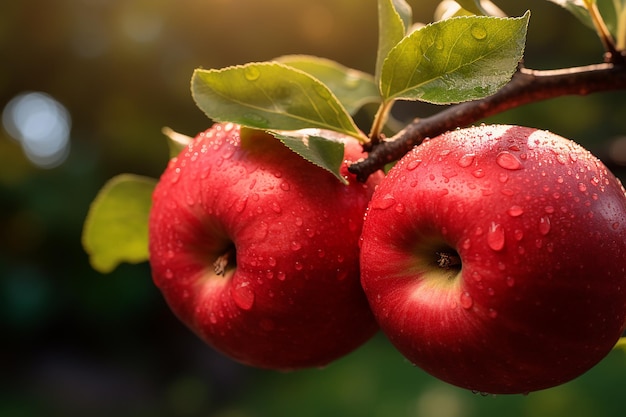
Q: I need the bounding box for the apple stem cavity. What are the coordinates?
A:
[213,247,236,276]
[436,251,462,271]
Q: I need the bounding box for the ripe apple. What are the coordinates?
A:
[148,123,383,370]
[360,124,626,394]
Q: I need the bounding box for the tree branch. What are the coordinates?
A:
[349,62,626,182]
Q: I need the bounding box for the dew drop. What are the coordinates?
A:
[395,203,406,213]
[514,229,524,241]
[496,151,523,170]
[472,169,485,178]
[612,222,620,230]
[371,193,396,209]
[506,277,515,287]
[487,222,505,251]
[271,202,282,213]
[244,66,261,81]
[235,196,248,213]
[544,205,555,214]
[277,271,286,281]
[578,183,587,193]
[457,153,476,167]
[488,308,498,319]
[294,261,303,271]
[460,292,474,309]
[242,112,269,127]
[539,216,551,235]
[268,256,277,267]
[171,167,181,184]
[295,217,303,226]
[280,182,290,191]
[470,24,487,40]
[291,241,302,251]
[406,159,422,171]
[164,269,174,279]
[232,282,255,310]
[209,312,217,324]
[507,205,524,217]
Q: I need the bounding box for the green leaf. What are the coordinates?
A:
[274,55,381,115]
[82,174,156,273]
[269,129,348,184]
[380,12,529,104]
[376,0,413,84]
[191,62,365,141]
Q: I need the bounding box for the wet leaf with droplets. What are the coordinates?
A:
[380,12,529,104]
[192,62,365,140]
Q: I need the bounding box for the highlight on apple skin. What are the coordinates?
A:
[360,124,626,394]
[148,123,383,370]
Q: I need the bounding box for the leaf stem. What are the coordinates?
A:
[584,0,624,63]
[349,62,626,181]
[368,99,396,147]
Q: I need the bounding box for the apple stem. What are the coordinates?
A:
[436,251,461,270]
[213,250,234,276]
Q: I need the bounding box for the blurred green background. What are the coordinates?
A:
[1,1,626,416]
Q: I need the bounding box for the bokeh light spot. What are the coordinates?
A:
[2,92,72,169]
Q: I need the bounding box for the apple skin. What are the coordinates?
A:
[148,123,382,370]
[360,124,626,394]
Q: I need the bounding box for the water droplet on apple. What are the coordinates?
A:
[209,312,217,324]
[496,151,523,170]
[290,241,302,251]
[539,216,551,235]
[171,167,182,184]
[487,222,505,251]
[268,256,277,267]
[271,202,282,213]
[457,153,476,167]
[277,271,286,281]
[460,291,474,309]
[232,282,255,310]
[506,277,515,287]
[165,269,174,279]
[488,308,498,319]
[406,159,422,170]
[514,229,524,241]
[544,205,555,214]
[295,217,303,226]
[234,196,248,213]
[294,261,303,271]
[507,205,524,217]
[371,193,396,209]
[578,183,587,192]
[395,203,406,213]
[612,222,620,230]
[472,169,485,178]
[280,182,290,191]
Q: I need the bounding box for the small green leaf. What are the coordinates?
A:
[191,62,365,140]
[269,129,348,184]
[381,12,529,104]
[376,0,413,84]
[162,127,192,159]
[82,174,156,273]
[274,55,381,115]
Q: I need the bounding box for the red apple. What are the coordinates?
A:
[360,124,626,394]
[149,123,382,370]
